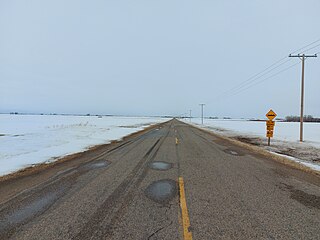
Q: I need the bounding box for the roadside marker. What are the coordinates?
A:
[179,177,192,240]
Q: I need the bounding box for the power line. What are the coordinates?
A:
[221,58,292,97]
[290,38,320,54]
[245,39,320,84]
[226,61,300,98]
[301,43,320,53]
[216,38,320,100]
[222,57,289,95]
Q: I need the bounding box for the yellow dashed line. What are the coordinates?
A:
[179,177,192,240]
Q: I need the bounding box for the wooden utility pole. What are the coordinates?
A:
[289,53,317,142]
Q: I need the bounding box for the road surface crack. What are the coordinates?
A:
[147,203,173,240]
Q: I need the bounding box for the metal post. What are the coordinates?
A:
[189,110,192,122]
[268,137,270,146]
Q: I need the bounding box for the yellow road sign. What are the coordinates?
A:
[266,109,277,120]
[267,126,274,131]
[266,132,274,138]
[265,110,276,142]
[266,120,275,126]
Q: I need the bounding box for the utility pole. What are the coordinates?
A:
[189,110,192,122]
[199,104,205,125]
[289,53,317,142]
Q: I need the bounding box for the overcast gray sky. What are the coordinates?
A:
[1,0,319,118]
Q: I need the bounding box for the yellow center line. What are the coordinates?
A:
[179,177,193,240]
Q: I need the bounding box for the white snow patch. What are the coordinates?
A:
[189,118,320,147]
[186,118,320,173]
[0,114,167,176]
[271,152,320,172]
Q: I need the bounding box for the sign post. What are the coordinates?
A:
[266,109,277,146]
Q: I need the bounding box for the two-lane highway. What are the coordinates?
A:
[0,119,319,239]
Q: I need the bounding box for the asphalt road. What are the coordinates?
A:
[0,119,319,239]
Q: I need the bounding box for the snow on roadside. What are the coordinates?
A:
[0,114,167,176]
[186,118,320,172]
[272,152,320,172]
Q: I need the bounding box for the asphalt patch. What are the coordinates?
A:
[0,187,66,235]
[149,161,173,171]
[145,179,177,204]
[279,183,320,209]
[82,160,110,170]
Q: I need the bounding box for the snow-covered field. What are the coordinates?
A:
[190,118,320,147]
[187,118,320,172]
[0,114,167,176]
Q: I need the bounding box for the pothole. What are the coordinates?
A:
[145,179,177,204]
[83,160,110,170]
[223,149,244,156]
[149,161,173,171]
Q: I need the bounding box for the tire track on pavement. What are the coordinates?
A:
[73,123,172,239]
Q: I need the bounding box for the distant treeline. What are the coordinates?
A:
[285,115,320,122]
